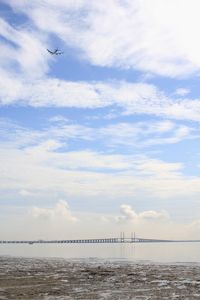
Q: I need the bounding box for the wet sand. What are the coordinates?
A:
[0,256,200,299]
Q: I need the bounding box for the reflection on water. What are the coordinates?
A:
[1,242,200,263]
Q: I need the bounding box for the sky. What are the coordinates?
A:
[1,0,200,240]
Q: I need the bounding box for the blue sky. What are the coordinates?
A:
[1,0,200,239]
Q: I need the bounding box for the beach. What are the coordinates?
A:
[0,256,200,299]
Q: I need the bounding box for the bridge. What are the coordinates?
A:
[1,236,200,245]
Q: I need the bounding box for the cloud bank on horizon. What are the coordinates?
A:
[0,0,200,239]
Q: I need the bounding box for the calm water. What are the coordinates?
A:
[1,243,200,263]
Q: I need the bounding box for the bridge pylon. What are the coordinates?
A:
[120,232,125,243]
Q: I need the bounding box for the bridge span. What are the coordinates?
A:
[1,237,200,245]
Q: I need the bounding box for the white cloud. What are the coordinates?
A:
[5,0,200,77]
[0,16,199,120]
[0,116,194,152]
[99,121,194,147]
[2,203,200,240]
[1,3,200,125]
[19,189,33,197]
[1,198,200,240]
[0,138,199,200]
[32,200,78,222]
[1,2,200,125]
[189,219,200,230]
[1,77,200,122]
[134,158,183,176]
[0,118,198,201]
[119,204,138,221]
[0,18,49,78]
[116,204,168,223]
[175,88,190,97]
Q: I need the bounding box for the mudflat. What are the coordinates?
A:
[0,256,200,299]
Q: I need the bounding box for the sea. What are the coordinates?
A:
[1,242,200,263]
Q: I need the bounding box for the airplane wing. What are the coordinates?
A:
[47,48,63,55]
[47,49,54,54]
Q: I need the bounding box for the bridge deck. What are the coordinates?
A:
[1,238,200,244]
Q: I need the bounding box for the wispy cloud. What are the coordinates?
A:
[0,117,195,154]
[0,17,49,77]
[99,121,194,147]
[1,77,200,122]
[5,0,200,77]
[0,118,199,201]
[1,12,200,122]
[175,88,190,97]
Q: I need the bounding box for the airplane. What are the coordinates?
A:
[47,48,63,55]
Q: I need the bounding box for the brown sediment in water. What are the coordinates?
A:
[0,256,200,299]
